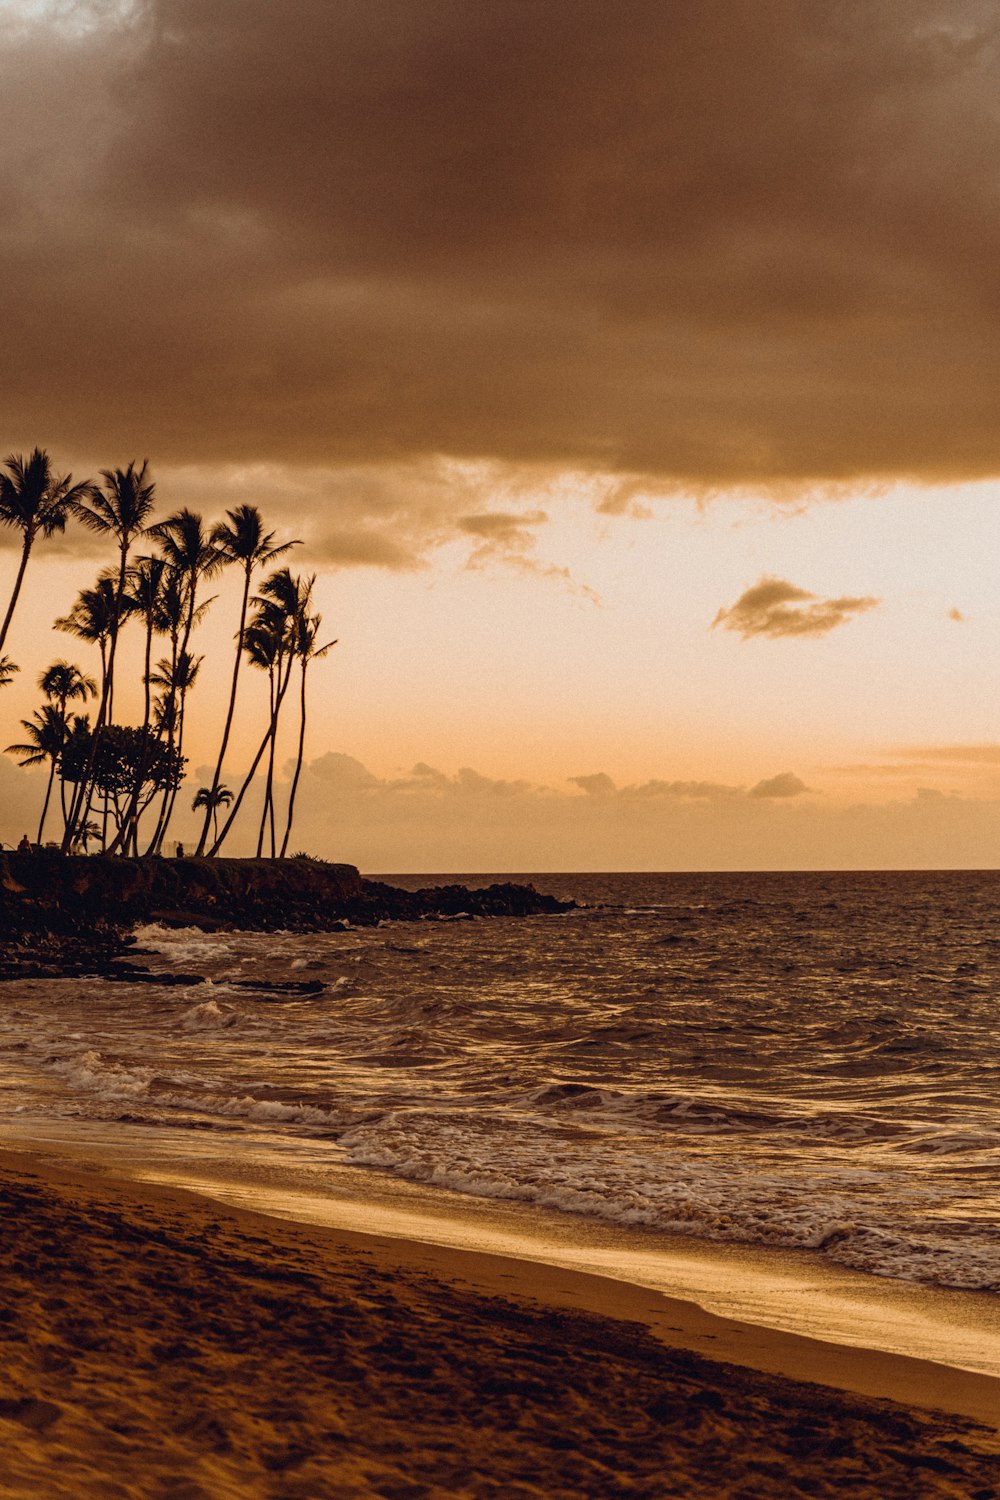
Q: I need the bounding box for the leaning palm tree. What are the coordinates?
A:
[194,506,298,855]
[279,585,336,858]
[252,568,304,856]
[208,575,301,857]
[192,783,233,847]
[5,705,69,844]
[0,449,91,654]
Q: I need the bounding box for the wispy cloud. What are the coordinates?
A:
[713,577,879,639]
[894,744,1000,765]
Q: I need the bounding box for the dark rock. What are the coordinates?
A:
[0,854,573,979]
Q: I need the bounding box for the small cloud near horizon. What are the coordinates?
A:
[748,772,811,799]
[570,771,807,802]
[948,606,966,622]
[713,577,879,640]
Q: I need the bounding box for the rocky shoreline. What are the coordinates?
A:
[0,853,572,980]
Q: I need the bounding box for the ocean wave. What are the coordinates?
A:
[337,1113,1000,1292]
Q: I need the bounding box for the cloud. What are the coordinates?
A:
[134,750,1000,871]
[713,577,879,639]
[749,772,811,799]
[458,511,548,549]
[4,1,1000,506]
[569,773,617,797]
[894,743,1000,764]
[948,606,966,622]
[570,772,791,801]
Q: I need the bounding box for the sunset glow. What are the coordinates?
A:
[3,1,1000,867]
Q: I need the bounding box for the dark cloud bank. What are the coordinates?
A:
[3,0,1000,504]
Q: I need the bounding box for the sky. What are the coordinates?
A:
[2,0,1000,870]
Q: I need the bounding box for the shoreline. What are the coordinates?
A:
[0,1149,997,1499]
[3,1146,995,1428]
[6,1117,999,1393]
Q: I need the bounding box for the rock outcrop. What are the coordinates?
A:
[0,854,572,977]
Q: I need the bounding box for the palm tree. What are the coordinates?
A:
[56,575,136,849]
[5,705,69,843]
[144,512,221,851]
[252,568,303,856]
[54,579,120,712]
[101,555,167,856]
[40,661,97,717]
[125,557,167,737]
[39,661,97,827]
[145,649,203,853]
[0,449,90,654]
[0,658,19,689]
[279,582,336,857]
[192,783,233,846]
[208,572,301,857]
[60,465,156,849]
[194,506,298,855]
[72,462,156,715]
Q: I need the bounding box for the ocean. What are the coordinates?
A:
[2,870,998,1360]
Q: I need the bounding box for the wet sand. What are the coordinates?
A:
[0,1149,998,1500]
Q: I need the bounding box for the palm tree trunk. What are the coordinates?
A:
[63,549,129,852]
[196,567,251,856]
[256,669,277,858]
[0,533,33,655]
[36,758,57,845]
[210,657,294,857]
[279,659,308,858]
[157,682,191,850]
[107,613,156,856]
[66,640,109,851]
[146,613,185,856]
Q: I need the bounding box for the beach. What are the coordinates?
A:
[1,1148,997,1500]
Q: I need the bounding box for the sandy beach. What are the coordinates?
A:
[0,1149,997,1499]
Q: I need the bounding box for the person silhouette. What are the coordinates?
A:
[16,834,31,853]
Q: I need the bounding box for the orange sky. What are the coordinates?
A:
[2,1,1000,869]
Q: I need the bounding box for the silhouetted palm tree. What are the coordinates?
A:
[39,661,97,827]
[208,571,302,857]
[195,506,298,855]
[192,783,233,846]
[144,512,221,850]
[5,705,68,843]
[55,579,120,711]
[102,555,168,855]
[280,581,336,857]
[72,461,156,717]
[0,449,90,654]
[56,576,136,848]
[252,568,303,856]
[0,658,19,689]
[145,649,202,854]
